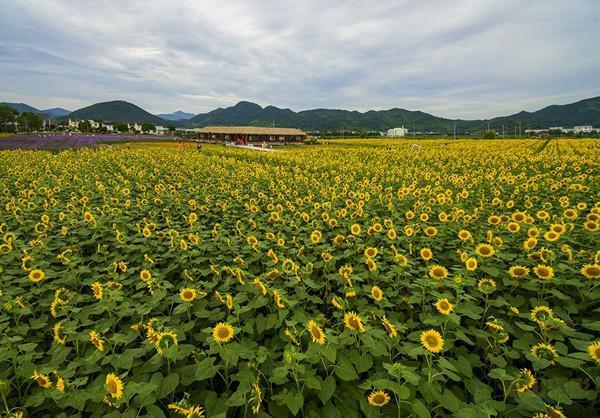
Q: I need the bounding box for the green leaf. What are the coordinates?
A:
[159,373,179,397]
[411,399,431,418]
[335,356,359,381]
[286,391,304,415]
[318,376,336,404]
[195,357,218,381]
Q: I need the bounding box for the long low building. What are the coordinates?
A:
[196,126,307,144]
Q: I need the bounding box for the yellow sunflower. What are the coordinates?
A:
[420,329,444,353]
[307,320,326,345]
[344,311,365,333]
[465,257,478,271]
[367,390,391,407]
[371,285,383,302]
[435,298,453,315]
[531,342,559,365]
[364,247,378,258]
[28,269,45,283]
[89,330,104,352]
[179,287,197,303]
[428,265,448,280]
[32,371,52,389]
[515,368,536,392]
[350,223,361,235]
[212,322,235,344]
[381,316,397,337]
[106,373,124,399]
[508,265,530,278]
[420,247,433,261]
[533,265,554,280]
[587,341,600,364]
[458,230,471,241]
[475,243,495,258]
[91,282,103,300]
[581,264,600,279]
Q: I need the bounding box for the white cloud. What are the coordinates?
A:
[0,0,598,118]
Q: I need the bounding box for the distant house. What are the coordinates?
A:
[67,119,79,129]
[155,126,170,135]
[102,122,114,132]
[88,120,100,129]
[574,124,593,134]
[128,123,142,132]
[387,126,408,137]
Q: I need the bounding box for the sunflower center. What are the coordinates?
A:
[108,380,117,393]
[217,328,230,339]
[426,336,439,347]
[373,394,385,404]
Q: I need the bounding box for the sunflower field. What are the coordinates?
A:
[0,138,599,418]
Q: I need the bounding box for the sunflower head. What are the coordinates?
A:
[344,311,365,333]
[307,320,326,345]
[587,341,600,364]
[371,286,383,302]
[28,269,45,283]
[367,390,391,407]
[581,264,600,280]
[435,298,453,315]
[428,265,448,281]
[106,373,124,399]
[420,329,444,353]
[212,322,235,344]
[179,287,197,303]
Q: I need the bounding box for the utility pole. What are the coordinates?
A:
[518,122,522,138]
[453,123,456,140]
[502,124,504,139]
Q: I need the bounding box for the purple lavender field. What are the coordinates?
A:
[0,134,179,150]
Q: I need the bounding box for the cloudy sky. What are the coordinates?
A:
[0,0,598,118]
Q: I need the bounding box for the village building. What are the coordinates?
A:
[195,126,306,144]
[387,126,408,137]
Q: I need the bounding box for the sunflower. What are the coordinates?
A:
[458,229,472,241]
[89,330,105,352]
[587,341,600,364]
[507,222,520,233]
[387,229,397,239]
[32,371,52,389]
[544,404,567,418]
[531,342,559,365]
[420,329,444,353]
[524,237,538,251]
[465,257,478,271]
[424,226,438,237]
[381,316,397,337]
[273,290,285,309]
[212,322,235,344]
[331,296,343,309]
[140,269,152,282]
[477,278,496,294]
[350,223,361,235]
[544,231,560,242]
[550,224,566,235]
[310,230,322,244]
[530,305,554,324]
[307,320,326,345]
[179,288,197,303]
[91,282,103,300]
[371,285,383,302]
[56,376,65,392]
[420,247,433,261]
[435,298,453,315]
[533,265,554,280]
[253,278,267,295]
[53,323,66,345]
[364,247,378,258]
[428,265,448,280]
[28,269,45,283]
[344,311,365,332]
[367,390,391,407]
[106,373,124,399]
[366,258,377,272]
[515,368,536,392]
[508,265,530,278]
[475,243,495,258]
[581,264,600,279]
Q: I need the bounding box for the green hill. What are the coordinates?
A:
[68,100,164,124]
[188,97,600,133]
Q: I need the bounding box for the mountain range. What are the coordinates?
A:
[0,102,71,118]
[2,97,599,133]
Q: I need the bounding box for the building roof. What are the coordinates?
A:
[196,126,306,136]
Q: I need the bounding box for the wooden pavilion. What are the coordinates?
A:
[195,126,306,144]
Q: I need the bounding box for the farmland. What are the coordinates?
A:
[0,138,598,418]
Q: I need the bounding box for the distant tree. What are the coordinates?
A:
[115,123,129,133]
[0,104,18,132]
[141,123,155,133]
[17,112,43,132]
[483,130,496,139]
[78,120,92,133]
[167,125,176,132]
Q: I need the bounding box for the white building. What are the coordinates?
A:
[574,125,593,134]
[128,123,142,132]
[102,123,114,132]
[88,120,100,129]
[155,126,170,135]
[67,119,79,129]
[387,126,408,137]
